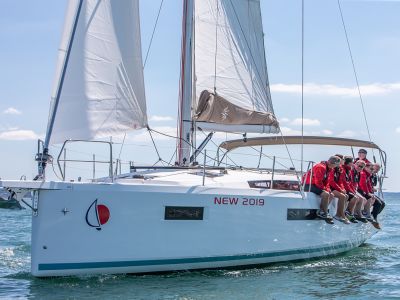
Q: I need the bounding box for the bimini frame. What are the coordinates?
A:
[218,135,387,194]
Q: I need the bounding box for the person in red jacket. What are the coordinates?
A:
[329,155,350,224]
[358,163,376,222]
[350,160,368,223]
[303,156,341,221]
[354,148,371,164]
[341,156,362,223]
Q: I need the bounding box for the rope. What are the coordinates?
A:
[144,0,164,68]
[337,0,375,157]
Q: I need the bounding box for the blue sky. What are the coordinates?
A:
[0,0,399,191]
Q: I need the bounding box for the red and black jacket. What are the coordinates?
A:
[303,161,331,192]
[340,165,356,194]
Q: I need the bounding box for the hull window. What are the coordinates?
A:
[287,209,318,220]
[248,180,300,191]
[165,206,204,220]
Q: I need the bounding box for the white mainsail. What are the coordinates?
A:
[192,0,279,133]
[48,0,147,144]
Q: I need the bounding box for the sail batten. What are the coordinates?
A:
[192,0,279,133]
[49,0,147,144]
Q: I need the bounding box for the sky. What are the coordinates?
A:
[0,0,399,191]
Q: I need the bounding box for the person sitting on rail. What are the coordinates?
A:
[329,154,350,224]
[370,163,385,229]
[303,156,341,222]
[354,148,371,164]
[351,160,368,223]
[340,156,361,223]
[358,162,376,222]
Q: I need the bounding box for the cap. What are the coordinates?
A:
[358,149,367,154]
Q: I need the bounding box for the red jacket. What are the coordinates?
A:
[303,161,330,192]
[329,167,345,193]
[358,170,373,194]
[340,165,355,193]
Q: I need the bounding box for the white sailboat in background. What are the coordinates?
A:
[0,0,387,277]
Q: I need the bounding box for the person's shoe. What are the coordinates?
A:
[317,209,327,219]
[371,221,381,230]
[355,214,368,223]
[345,211,358,223]
[317,210,334,224]
[364,214,374,222]
[334,215,351,224]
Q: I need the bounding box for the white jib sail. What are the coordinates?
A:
[193,0,279,133]
[48,0,147,144]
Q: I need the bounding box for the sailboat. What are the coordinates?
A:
[0,0,387,277]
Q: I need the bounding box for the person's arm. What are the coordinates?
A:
[329,170,345,193]
[340,171,353,193]
[312,165,326,190]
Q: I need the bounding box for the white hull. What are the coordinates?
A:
[1,170,377,277]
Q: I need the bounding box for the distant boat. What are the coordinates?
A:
[0,0,386,277]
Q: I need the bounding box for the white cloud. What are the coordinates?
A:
[280,127,302,135]
[270,82,400,98]
[396,127,400,134]
[321,129,333,135]
[279,117,290,124]
[290,118,320,126]
[149,115,174,122]
[3,107,22,115]
[0,129,41,140]
[337,130,357,138]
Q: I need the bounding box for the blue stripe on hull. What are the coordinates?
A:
[38,241,355,271]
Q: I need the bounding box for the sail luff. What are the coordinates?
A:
[192,0,279,133]
[44,0,83,150]
[48,0,148,145]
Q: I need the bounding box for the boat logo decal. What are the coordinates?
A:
[85,199,110,230]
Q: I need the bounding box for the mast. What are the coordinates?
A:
[36,0,83,178]
[177,0,194,166]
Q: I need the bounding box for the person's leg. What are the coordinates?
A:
[372,197,382,220]
[332,190,347,219]
[347,195,358,214]
[363,196,374,218]
[320,191,330,213]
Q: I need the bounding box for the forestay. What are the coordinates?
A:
[48,0,147,144]
[193,0,279,133]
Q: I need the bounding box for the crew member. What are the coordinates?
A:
[303,156,341,222]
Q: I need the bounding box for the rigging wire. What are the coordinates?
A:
[301,0,305,174]
[117,132,127,163]
[143,0,164,68]
[279,130,306,199]
[337,0,375,159]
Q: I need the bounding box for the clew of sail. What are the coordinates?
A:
[48,0,147,144]
[193,0,279,133]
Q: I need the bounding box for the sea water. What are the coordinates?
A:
[0,193,399,299]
